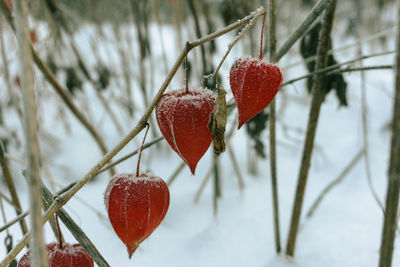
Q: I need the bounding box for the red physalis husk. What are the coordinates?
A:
[230,56,283,128]
[104,173,170,258]
[156,87,216,174]
[18,242,94,267]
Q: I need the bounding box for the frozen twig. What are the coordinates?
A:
[286,0,337,257]
[14,0,48,265]
[0,7,267,265]
[41,186,110,267]
[378,3,400,266]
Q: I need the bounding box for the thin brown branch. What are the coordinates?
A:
[0,142,28,235]
[378,3,400,266]
[282,50,395,86]
[97,137,164,175]
[207,7,266,80]
[213,154,221,216]
[194,166,213,204]
[186,0,207,78]
[268,0,281,254]
[167,162,186,186]
[0,191,21,211]
[286,0,337,257]
[15,0,47,265]
[0,211,29,234]
[276,0,334,61]
[283,27,396,71]
[0,8,266,265]
[358,43,385,213]
[226,142,245,190]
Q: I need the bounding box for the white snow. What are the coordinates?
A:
[0,16,399,267]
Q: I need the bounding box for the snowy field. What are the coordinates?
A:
[0,18,399,267]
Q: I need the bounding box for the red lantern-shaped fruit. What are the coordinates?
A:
[105,173,170,258]
[230,56,282,128]
[156,88,215,174]
[18,242,94,267]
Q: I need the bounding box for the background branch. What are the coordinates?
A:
[14,0,48,265]
[285,0,337,256]
[378,2,400,266]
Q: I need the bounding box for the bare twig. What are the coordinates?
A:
[0,211,29,234]
[276,0,334,61]
[268,0,281,254]
[0,8,267,265]
[207,7,266,80]
[0,191,21,211]
[15,0,47,265]
[213,154,221,216]
[194,166,214,204]
[306,149,364,218]
[0,21,24,128]
[186,0,207,78]
[282,50,395,86]
[167,162,186,186]
[226,142,245,191]
[286,1,337,257]
[283,26,396,71]
[0,142,28,235]
[150,0,169,75]
[378,3,400,266]
[97,136,164,175]
[358,41,385,213]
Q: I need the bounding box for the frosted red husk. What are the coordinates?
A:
[230,56,283,128]
[156,88,216,174]
[104,173,170,258]
[18,242,94,267]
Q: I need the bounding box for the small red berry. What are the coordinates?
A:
[156,88,215,174]
[105,173,170,258]
[30,30,37,44]
[18,242,94,267]
[230,56,282,128]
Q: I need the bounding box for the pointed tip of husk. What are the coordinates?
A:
[189,164,196,175]
[238,120,245,129]
[127,244,139,259]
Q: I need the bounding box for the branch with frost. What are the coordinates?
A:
[0,7,269,265]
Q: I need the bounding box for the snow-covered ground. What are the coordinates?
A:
[0,19,399,267]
